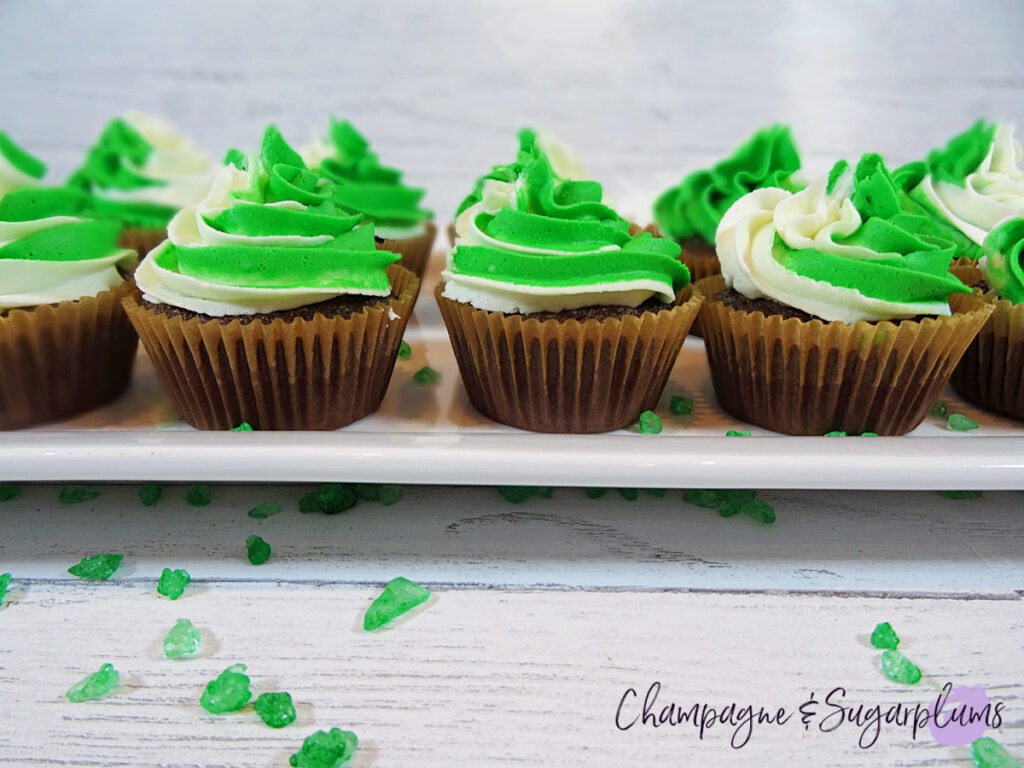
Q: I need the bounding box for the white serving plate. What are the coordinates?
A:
[3,260,1023,489]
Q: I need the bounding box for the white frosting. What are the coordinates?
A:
[917,123,1024,245]
[0,215,135,310]
[0,151,43,200]
[715,179,952,323]
[90,112,215,209]
[534,131,588,181]
[374,221,426,241]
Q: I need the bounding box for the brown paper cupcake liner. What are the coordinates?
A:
[435,283,704,433]
[949,292,1024,420]
[0,281,138,429]
[949,257,984,289]
[119,227,167,259]
[124,265,419,431]
[377,221,437,278]
[697,274,993,435]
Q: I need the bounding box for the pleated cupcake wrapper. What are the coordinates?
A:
[0,281,138,429]
[696,274,993,436]
[124,265,419,431]
[119,227,167,259]
[949,292,1024,420]
[949,257,985,290]
[435,283,704,433]
[377,221,437,278]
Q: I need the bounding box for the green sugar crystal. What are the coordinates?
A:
[354,483,380,501]
[617,488,639,501]
[880,649,922,685]
[200,664,251,713]
[585,487,607,499]
[59,485,100,504]
[644,488,667,497]
[68,553,123,580]
[870,621,900,650]
[290,728,359,768]
[164,618,201,659]
[0,483,22,501]
[947,413,980,432]
[824,430,847,437]
[378,484,404,505]
[397,340,412,359]
[185,484,213,506]
[231,422,254,431]
[317,483,357,514]
[637,410,663,435]
[66,663,119,702]
[929,400,949,419]
[138,483,162,506]
[669,395,693,416]
[413,366,440,385]
[497,486,532,503]
[971,737,1022,768]
[731,498,776,524]
[683,489,726,509]
[725,430,751,437]
[157,568,191,600]
[255,691,297,728]
[941,490,983,500]
[861,432,879,437]
[364,577,431,631]
[0,572,11,607]
[298,490,319,514]
[248,501,283,519]
[246,535,271,565]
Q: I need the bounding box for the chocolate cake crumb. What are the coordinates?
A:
[515,296,672,323]
[142,294,388,325]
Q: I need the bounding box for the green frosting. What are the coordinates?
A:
[155,126,397,293]
[314,118,430,231]
[925,120,996,188]
[453,154,689,294]
[776,154,970,305]
[984,218,1024,304]
[654,124,803,244]
[0,187,123,262]
[0,131,46,180]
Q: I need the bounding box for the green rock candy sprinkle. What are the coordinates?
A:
[617,488,639,501]
[947,413,980,432]
[824,430,847,437]
[397,340,412,359]
[200,664,251,713]
[585,487,607,499]
[941,490,983,500]
[413,366,441,385]
[669,395,693,416]
[364,577,431,631]
[725,430,751,437]
[157,568,191,600]
[248,501,283,519]
[880,649,922,685]
[164,618,201,659]
[68,553,123,580]
[138,483,162,506]
[929,400,949,419]
[378,484,404,505]
[290,728,359,768]
[231,422,254,431]
[255,691,297,728]
[246,535,271,565]
[185,484,213,506]
[497,486,533,503]
[317,483,358,514]
[66,663,119,702]
[59,485,100,504]
[0,572,11,607]
[971,737,1022,768]
[0,484,22,501]
[870,622,900,650]
[637,410,663,434]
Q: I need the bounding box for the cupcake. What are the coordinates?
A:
[0,180,139,429]
[124,126,419,431]
[897,120,1024,284]
[302,118,434,276]
[949,218,1024,420]
[437,149,700,433]
[653,124,803,282]
[700,153,992,436]
[68,112,215,257]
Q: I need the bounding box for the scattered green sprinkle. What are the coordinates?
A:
[725,430,751,437]
[413,366,440,385]
[947,413,980,432]
[584,487,607,499]
[637,410,663,435]
[722,498,775,523]
[246,535,271,565]
[497,486,533,504]
[870,621,900,650]
[929,400,949,419]
[248,501,283,519]
[200,664,251,713]
[824,430,847,437]
[880,649,922,685]
[941,490,983,500]
[138,483,162,506]
[290,728,359,768]
[669,395,693,416]
[185,484,212,506]
[157,568,191,600]
[644,488,667,497]
[684,489,775,524]
[68,553,123,580]
[397,340,412,359]
[534,487,554,498]
[971,737,1022,768]
[354,483,380,501]
[378,484,404,505]
[683,488,726,509]
[298,490,320,514]
[255,691,297,728]
[861,432,879,437]
[0,572,11,607]
[0,484,22,501]
[163,618,201,659]
[318,483,358,514]
[66,663,119,702]
[617,488,639,501]
[363,577,431,631]
[230,421,254,431]
[59,485,100,504]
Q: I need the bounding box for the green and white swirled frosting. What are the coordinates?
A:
[984,218,1024,305]
[443,153,689,314]
[0,187,136,310]
[0,131,46,199]
[716,153,971,323]
[135,126,399,317]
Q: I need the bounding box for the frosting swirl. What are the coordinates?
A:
[134,126,399,317]
[0,131,45,199]
[983,218,1024,305]
[302,118,431,239]
[68,112,215,228]
[0,186,136,310]
[906,121,1024,248]
[443,154,688,314]
[654,125,803,244]
[716,153,971,323]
